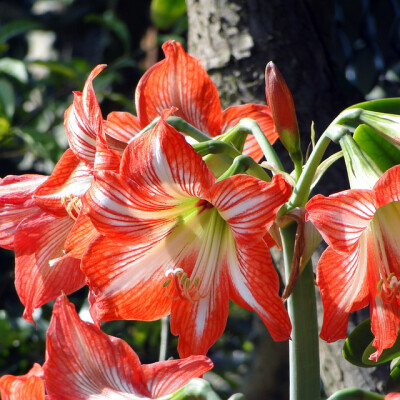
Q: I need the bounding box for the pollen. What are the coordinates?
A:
[163,267,204,302]
[61,195,82,220]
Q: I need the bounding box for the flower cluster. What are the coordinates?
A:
[0,40,292,398]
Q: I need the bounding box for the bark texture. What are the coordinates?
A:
[186,1,384,399]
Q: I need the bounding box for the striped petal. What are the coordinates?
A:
[14,211,85,322]
[136,40,222,136]
[221,104,278,161]
[104,111,141,145]
[0,175,46,250]
[370,295,400,362]
[142,357,213,398]
[209,173,291,242]
[317,243,370,343]
[227,232,291,341]
[44,295,151,399]
[373,164,400,207]
[82,235,173,322]
[34,149,92,217]
[306,190,377,252]
[0,363,44,400]
[65,65,105,166]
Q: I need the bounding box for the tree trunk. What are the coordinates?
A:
[186,1,385,398]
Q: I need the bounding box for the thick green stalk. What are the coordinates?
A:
[281,222,320,400]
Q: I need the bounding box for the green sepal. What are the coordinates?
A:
[353,124,400,172]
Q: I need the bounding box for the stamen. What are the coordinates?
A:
[61,195,82,220]
[162,266,206,302]
[377,273,400,304]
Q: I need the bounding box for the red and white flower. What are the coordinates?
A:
[306,165,400,361]
[82,110,292,357]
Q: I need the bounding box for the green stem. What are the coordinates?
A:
[237,118,285,172]
[217,155,254,181]
[281,222,320,400]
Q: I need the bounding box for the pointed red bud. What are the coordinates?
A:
[265,62,300,155]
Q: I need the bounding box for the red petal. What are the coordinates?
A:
[65,65,105,166]
[208,173,291,242]
[104,111,141,144]
[63,213,98,259]
[373,164,400,207]
[0,363,44,400]
[317,245,370,342]
[306,190,377,252]
[34,149,92,217]
[142,356,213,398]
[221,104,278,161]
[82,235,172,322]
[170,267,230,357]
[44,295,150,399]
[228,236,291,341]
[136,40,222,136]
[0,175,46,250]
[14,211,85,322]
[370,295,400,362]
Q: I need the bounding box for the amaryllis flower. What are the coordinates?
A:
[306,164,400,361]
[43,295,213,399]
[0,363,44,400]
[82,109,292,357]
[104,40,277,161]
[0,65,119,322]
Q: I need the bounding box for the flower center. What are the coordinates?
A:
[61,195,82,220]
[163,267,204,302]
[377,273,400,304]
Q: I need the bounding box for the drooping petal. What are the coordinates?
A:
[82,235,173,322]
[221,104,278,161]
[227,232,291,341]
[44,295,151,399]
[306,190,377,252]
[104,111,141,145]
[370,295,400,362]
[34,149,92,217]
[0,363,44,400]
[136,40,222,136]
[317,243,370,342]
[0,175,47,250]
[14,211,85,322]
[142,358,213,398]
[64,65,106,166]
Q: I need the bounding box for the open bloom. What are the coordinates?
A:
[0,65,119,322]
[82,110,292,357]
[104,40,277,161]
[0,363,44,400]
[306,164,400,361]
[42,295,213,399]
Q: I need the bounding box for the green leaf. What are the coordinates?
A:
[0,20,41,43]
[327,388,384,400]
[0,79,15,120]
[348,98,400,114]
[387,362,400,392]
[353,124,400,172]
[150,0,187,29]
[0,57,28,83]
[362,337,400,366]
[343,318,375,368]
